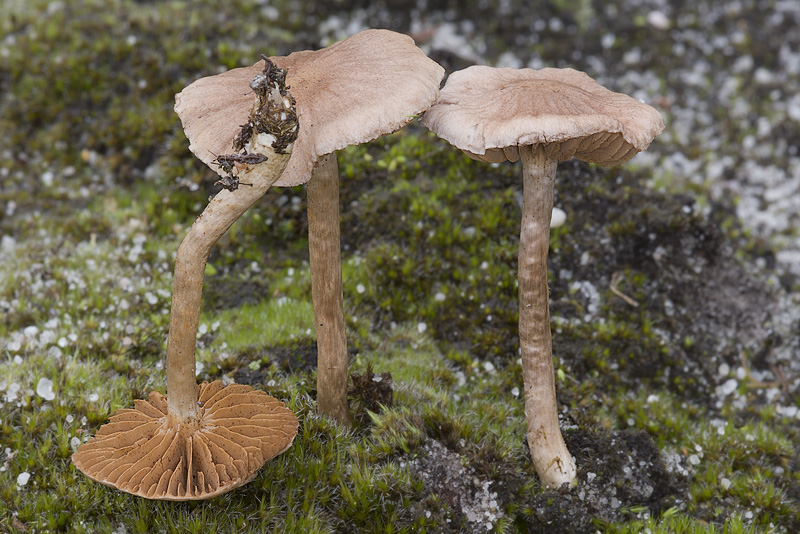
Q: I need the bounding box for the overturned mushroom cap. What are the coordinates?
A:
[72,381,298,500]
[421,66,664,166]
[175,29,445,187]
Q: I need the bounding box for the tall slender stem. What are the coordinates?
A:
[307,153,352,426]
[166,154,289,423]
[518,144,576,488]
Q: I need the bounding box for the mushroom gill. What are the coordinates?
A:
[72,381,298,501]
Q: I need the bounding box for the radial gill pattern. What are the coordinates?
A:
[71,381,299,500]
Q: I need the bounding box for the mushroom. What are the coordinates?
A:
[172,29,444,425]
[72,59,300,500]
[421,66,664,488]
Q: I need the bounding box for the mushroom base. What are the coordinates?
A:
[72,381,298,501]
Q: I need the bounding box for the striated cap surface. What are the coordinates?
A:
[72,381,298,501]
[421,66,664,166]
[175,29,445,187]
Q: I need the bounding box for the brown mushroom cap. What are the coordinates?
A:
[72,381,298,501]
[421,65,664,166]
[175,29,445,187]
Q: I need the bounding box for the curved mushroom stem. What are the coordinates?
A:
[166,154,290,423]
[518,144,577,488]
[307,153,353,426]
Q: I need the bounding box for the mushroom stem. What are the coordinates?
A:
[307,153,353,426]
[166,154,289,423]
[518,144,577,488]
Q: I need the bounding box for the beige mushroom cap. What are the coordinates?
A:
[72,381,298,501]
[421,66,665,166]
[175,29,445,187]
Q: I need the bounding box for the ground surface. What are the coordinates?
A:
[1,1,799,533]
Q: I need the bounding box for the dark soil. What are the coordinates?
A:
[407,428,683,534]
[349,364,394,425]
[516,429,685,533]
